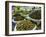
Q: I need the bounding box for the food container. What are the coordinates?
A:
[25,9,41,25]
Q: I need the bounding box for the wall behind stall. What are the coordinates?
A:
[0,0,46,37]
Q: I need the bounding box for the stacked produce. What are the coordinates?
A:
[12,6,41,31]
[16,20,36,31]
[29,10,41,20]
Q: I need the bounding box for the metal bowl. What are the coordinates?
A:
[25,9,41,25]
